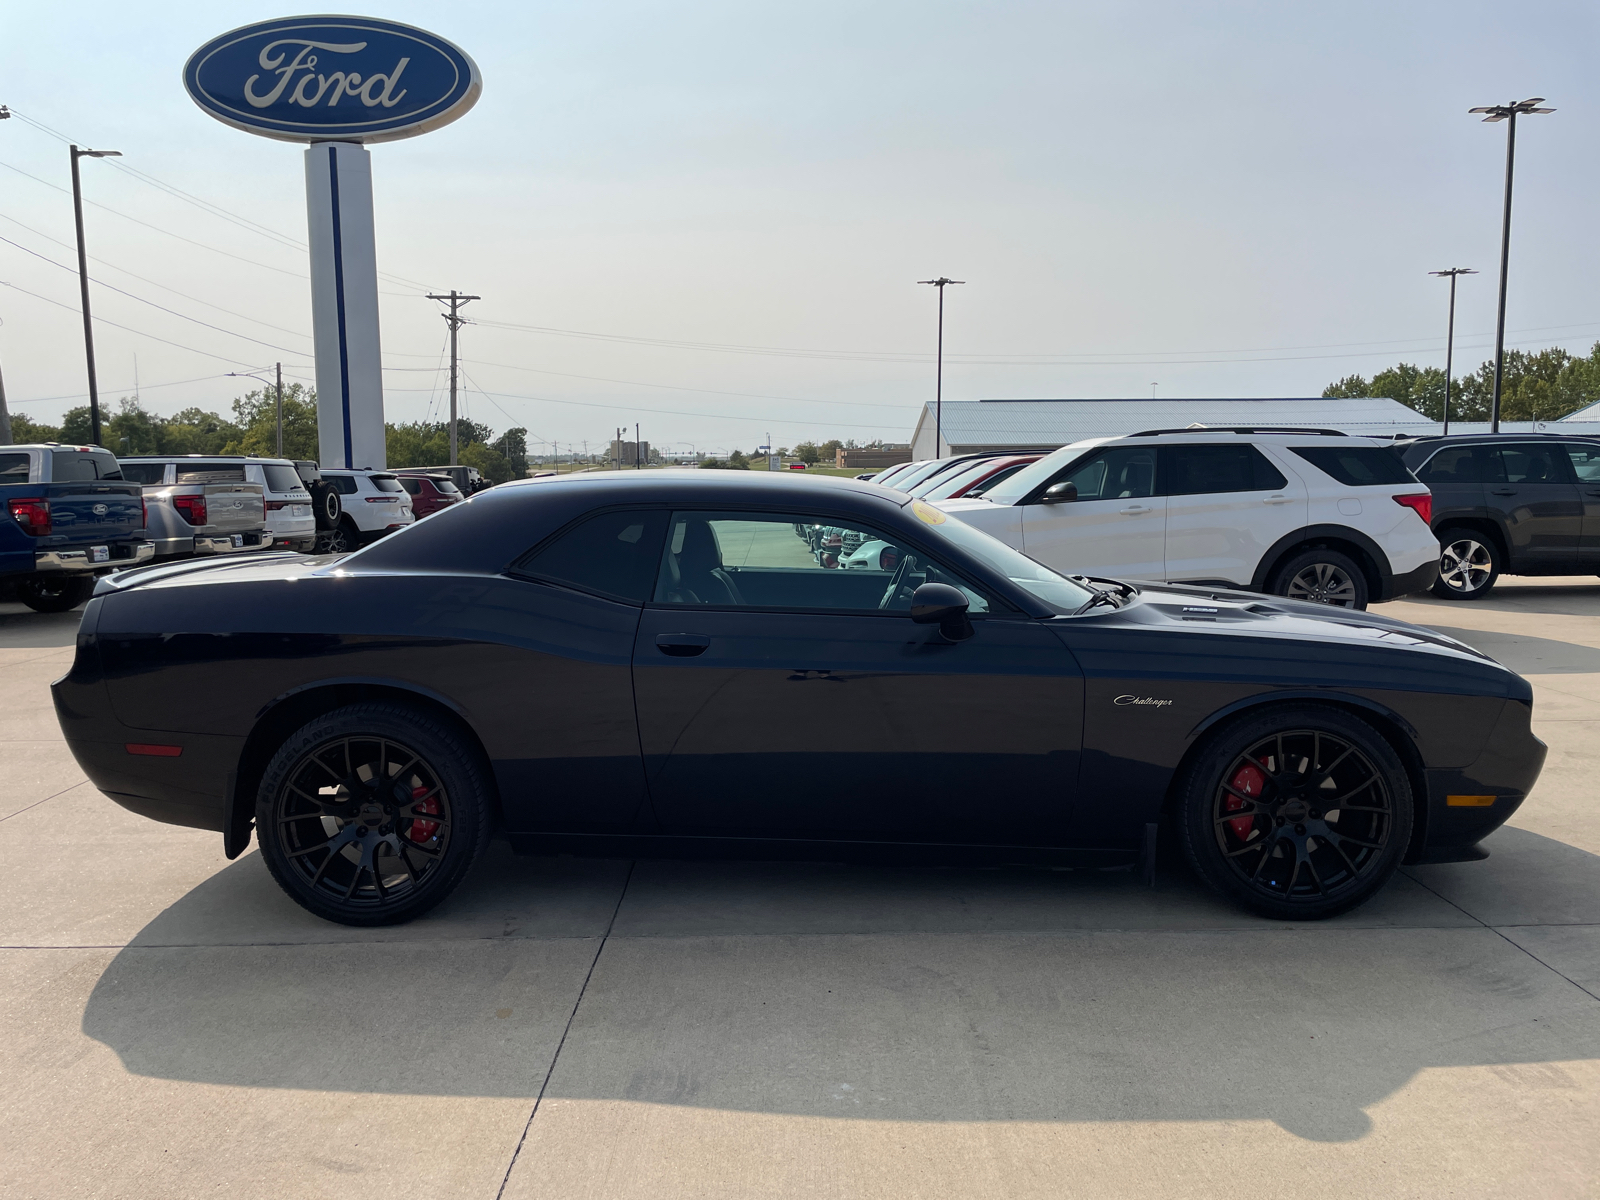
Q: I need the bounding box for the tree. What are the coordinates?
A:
[226,384,320,459]
[8,412,60,442]
[1324,342,1600,423]
[493,427,527,474]
[726,448,751,470]
[793,440,820,465]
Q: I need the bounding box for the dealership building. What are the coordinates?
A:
[907,397,1600,459]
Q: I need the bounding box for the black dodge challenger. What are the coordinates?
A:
[53,472,1545,925]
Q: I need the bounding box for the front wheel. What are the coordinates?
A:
[1269,548,1369,609]
[1177,705,1413,921]
[255,703,492,925]
[16,574,96,613]
[314,519,358,555]
[1432,528,1500,600]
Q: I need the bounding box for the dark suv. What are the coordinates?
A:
[1396,433,1600,600]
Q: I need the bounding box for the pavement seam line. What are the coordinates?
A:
[1400,868,1600,1004]
[494,858,636,1200]
[0,779,90,826]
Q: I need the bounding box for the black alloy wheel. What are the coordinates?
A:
[314,520,357,555]
[1431,528,1500,601]
[255,703,491,925]
[17,574,96,613]
[1269,548,1369,610]
[1178,705,1413,920]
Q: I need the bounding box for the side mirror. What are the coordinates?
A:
[910,581,974,642]
[1040,481,1078,504]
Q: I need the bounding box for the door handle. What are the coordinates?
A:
[655,633,710,657]
[1118,505,1152,515]
[1491,489,1517,496]
[1262,494,1294,505]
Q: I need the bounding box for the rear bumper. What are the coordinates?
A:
[1377,558,1439,602]
[35,542,155,573]
[154,532,275,557]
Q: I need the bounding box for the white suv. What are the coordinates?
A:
[934,428,1439,609]
[319,469,414,552]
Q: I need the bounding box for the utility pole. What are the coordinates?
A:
[917,277,964,458]
[1468,98,1554,433]
[635,422,641,469]
[274,361,284,456]
[426,289,480,463]
[70,144,122,447]
[0,326,11,445]
[1429,269,1477,436]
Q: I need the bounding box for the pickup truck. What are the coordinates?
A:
[136,462,271,561]
[0,444,155,612]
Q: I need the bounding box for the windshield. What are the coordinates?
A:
[978,440,1104,505]
[916,457,1025,500]
[887,460,950,490]
[911,500,1096,613]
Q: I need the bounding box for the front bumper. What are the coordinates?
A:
[1409,698,1547,863]
[35,542,155,573]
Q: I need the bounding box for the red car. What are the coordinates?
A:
[396,473,463,519]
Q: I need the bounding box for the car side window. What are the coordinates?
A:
[1413,446,1479,485]
[0,453,32,482]
[1560,443,1600,483]
[1051,447,1156,502]
[1289,446,1412,487]
[174,463,246,483]
[1489,445,1569,485]
[398,478,421,495]
[512,509,669,604]
[654,511,990,613]
[1162,444,1287,495]
[329,476,359,495]
[119,462,168,485]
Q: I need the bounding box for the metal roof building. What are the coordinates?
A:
[907,397,1600,458]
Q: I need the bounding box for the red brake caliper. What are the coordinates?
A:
[1225,764,1265,841]
[408,784,440,843]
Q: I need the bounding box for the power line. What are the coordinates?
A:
[0,234,306,354]
[0,211,313,341]
[5,106,440,293]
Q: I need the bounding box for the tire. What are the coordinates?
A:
[311,483,343,530]
[255,702,492,926]
[16,574,96,613]
[1178,704,1414,921]
[1432,528,1500,601]
[1269,548,1369,610]
[314,519,358,555]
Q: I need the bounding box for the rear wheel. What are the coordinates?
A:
[1269,548,1369,610]
[17,574,96,613]
[314,519,358,555]
[1432,528,1500,600]
[1178,705,1413,920]
[255,703,491,926]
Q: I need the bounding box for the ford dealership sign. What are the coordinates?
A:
[183,15,481,143]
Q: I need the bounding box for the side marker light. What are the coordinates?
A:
[1446,794,1495,807]
[126,743,183,757]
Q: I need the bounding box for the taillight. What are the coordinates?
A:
[1393,493,1431,526]
[172,494,207,526]
[264,499,289,511]
[8,497,51,537]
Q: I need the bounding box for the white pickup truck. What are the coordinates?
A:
[119,458,272,561]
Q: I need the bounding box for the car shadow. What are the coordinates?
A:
[0,602,85,650]
[1425,626,1600,675]
[80,826,1600,1141]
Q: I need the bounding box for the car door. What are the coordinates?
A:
[1159,442,1304,586]
[1558,442,1600,564]
[1019,445,1166,579]
[632,509,1085,845]
[1482,444,1583,566]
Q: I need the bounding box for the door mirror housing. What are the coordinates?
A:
[909,581,974,642]
[1040,481,1078,504]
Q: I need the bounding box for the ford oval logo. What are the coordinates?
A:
[183,17,481,144]
[92,503,108,517]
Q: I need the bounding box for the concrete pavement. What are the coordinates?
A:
[3,580,1598,1198]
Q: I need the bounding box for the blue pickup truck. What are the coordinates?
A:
[1,444,155,612]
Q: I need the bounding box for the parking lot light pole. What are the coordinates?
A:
[917,277,964,458]
[1468,98,1554,434]
[226,364,285,454]
[1428,269,1477,436]
[70,145,121,448]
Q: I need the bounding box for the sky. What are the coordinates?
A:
[1,1,1596,458]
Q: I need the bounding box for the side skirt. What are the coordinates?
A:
[507,831,1137,870]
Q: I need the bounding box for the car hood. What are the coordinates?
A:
[1085,579,1511,671]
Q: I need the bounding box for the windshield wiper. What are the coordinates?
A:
[1073,590,1121,615]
